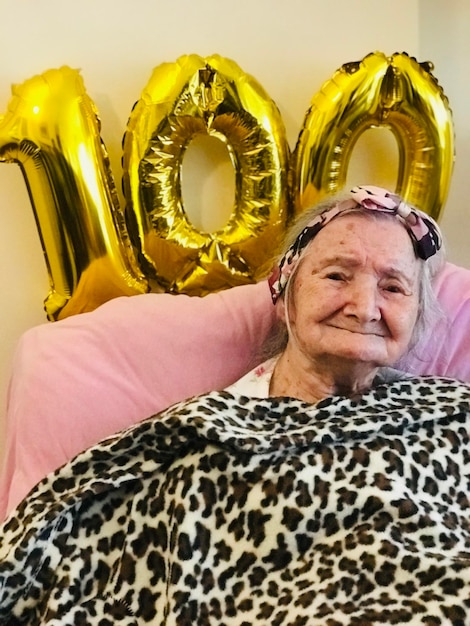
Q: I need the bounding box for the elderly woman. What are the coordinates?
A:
[230,184,444,401]
[1,185,470,625]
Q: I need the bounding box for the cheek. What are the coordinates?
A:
[289,278,341,327]
[390,301,419,340]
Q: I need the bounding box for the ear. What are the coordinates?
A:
[276,296,287,323]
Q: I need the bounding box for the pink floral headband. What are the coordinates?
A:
[268,185,443,304]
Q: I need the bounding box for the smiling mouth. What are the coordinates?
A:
[328,325,386,338]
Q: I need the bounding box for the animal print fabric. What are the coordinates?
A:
[1,377,470,625]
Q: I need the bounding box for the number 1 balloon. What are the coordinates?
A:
[0,66,148,320]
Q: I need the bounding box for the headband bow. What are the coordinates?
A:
[268,185,442,304]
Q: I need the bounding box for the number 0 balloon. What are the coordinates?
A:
[122,54,291,295]
[292,51,454,220]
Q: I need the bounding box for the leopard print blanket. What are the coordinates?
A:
[1,376,470,625]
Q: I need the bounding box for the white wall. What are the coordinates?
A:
[0,0,467,438]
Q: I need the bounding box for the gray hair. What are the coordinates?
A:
[263,192,447,364]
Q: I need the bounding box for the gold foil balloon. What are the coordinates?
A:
[292,51,455,220]
[0,54,454,319]
[122,54,291,295]
[0,66,148,320]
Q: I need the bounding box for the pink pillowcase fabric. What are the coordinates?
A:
[1,262,470,520]
[400,262,470,380]
[0,282,275,520]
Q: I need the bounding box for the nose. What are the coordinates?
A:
[343,277,381,322]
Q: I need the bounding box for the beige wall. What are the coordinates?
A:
[0,0,467,433]
[420,0,470,268]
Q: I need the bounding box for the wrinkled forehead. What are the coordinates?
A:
[314,208,416,243]
[299,211,422,275]
[326,206,416,235]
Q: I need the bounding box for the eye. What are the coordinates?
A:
[382,282,406,294]
[326,272,345,281]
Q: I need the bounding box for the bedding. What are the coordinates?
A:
[1,375,470,624]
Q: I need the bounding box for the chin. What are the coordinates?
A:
[332,347,392,368]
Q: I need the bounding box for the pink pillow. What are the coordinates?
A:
[401,262,470,380]
[1,263,470,520]
[0,282,275,519]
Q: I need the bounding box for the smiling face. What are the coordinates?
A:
[279,213,421,376]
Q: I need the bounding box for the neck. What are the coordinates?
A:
[270,346,379,404]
